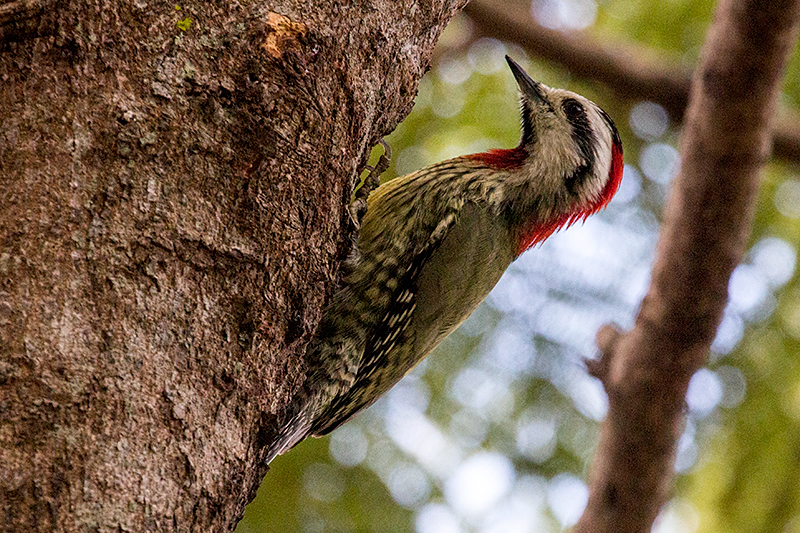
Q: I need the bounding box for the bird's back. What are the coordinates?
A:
[309,175,515,436]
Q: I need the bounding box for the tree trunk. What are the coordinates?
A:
[0,1,464,530]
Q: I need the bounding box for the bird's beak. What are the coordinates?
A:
[506,56,548,106]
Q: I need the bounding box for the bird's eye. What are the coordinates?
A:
[561,98,583,120]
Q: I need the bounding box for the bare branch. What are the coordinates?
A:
[464,0,800,165]
[572,0,800,530]
[586,324,623,384]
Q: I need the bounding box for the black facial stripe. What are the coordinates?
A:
[565,162,592,197]
[597,107,622,148]
[561,98,596,194]
[520,101,537,147]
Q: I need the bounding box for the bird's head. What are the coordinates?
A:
[469,56,624,255]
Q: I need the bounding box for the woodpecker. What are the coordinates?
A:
[265,56,623,463]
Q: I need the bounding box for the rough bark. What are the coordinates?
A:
[463,0,800,165]
[574,0,800,531]
[0,0,464,531]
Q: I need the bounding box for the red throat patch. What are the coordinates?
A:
[515,139,624,256]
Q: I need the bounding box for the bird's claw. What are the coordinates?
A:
[350,139,391,230]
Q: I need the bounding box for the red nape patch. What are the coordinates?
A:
[515,140,624,257]
[465,147,527,170]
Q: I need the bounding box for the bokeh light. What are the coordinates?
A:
[444,452,516,520]
[640,143,680,185]
[546,474,588,527]
[532,0,598,30]
[774,179,800,218]
[629,101,669,140]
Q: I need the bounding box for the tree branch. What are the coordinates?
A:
[573,0,800,530]
[464,0,800,165]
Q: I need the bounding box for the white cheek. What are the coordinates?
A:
[519,120,580,196]
[589,108,614,198]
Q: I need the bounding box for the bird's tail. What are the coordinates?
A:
[263,418,312,465]
[263,389,320,465]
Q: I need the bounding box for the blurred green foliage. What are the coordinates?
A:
[237,0,800,531]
